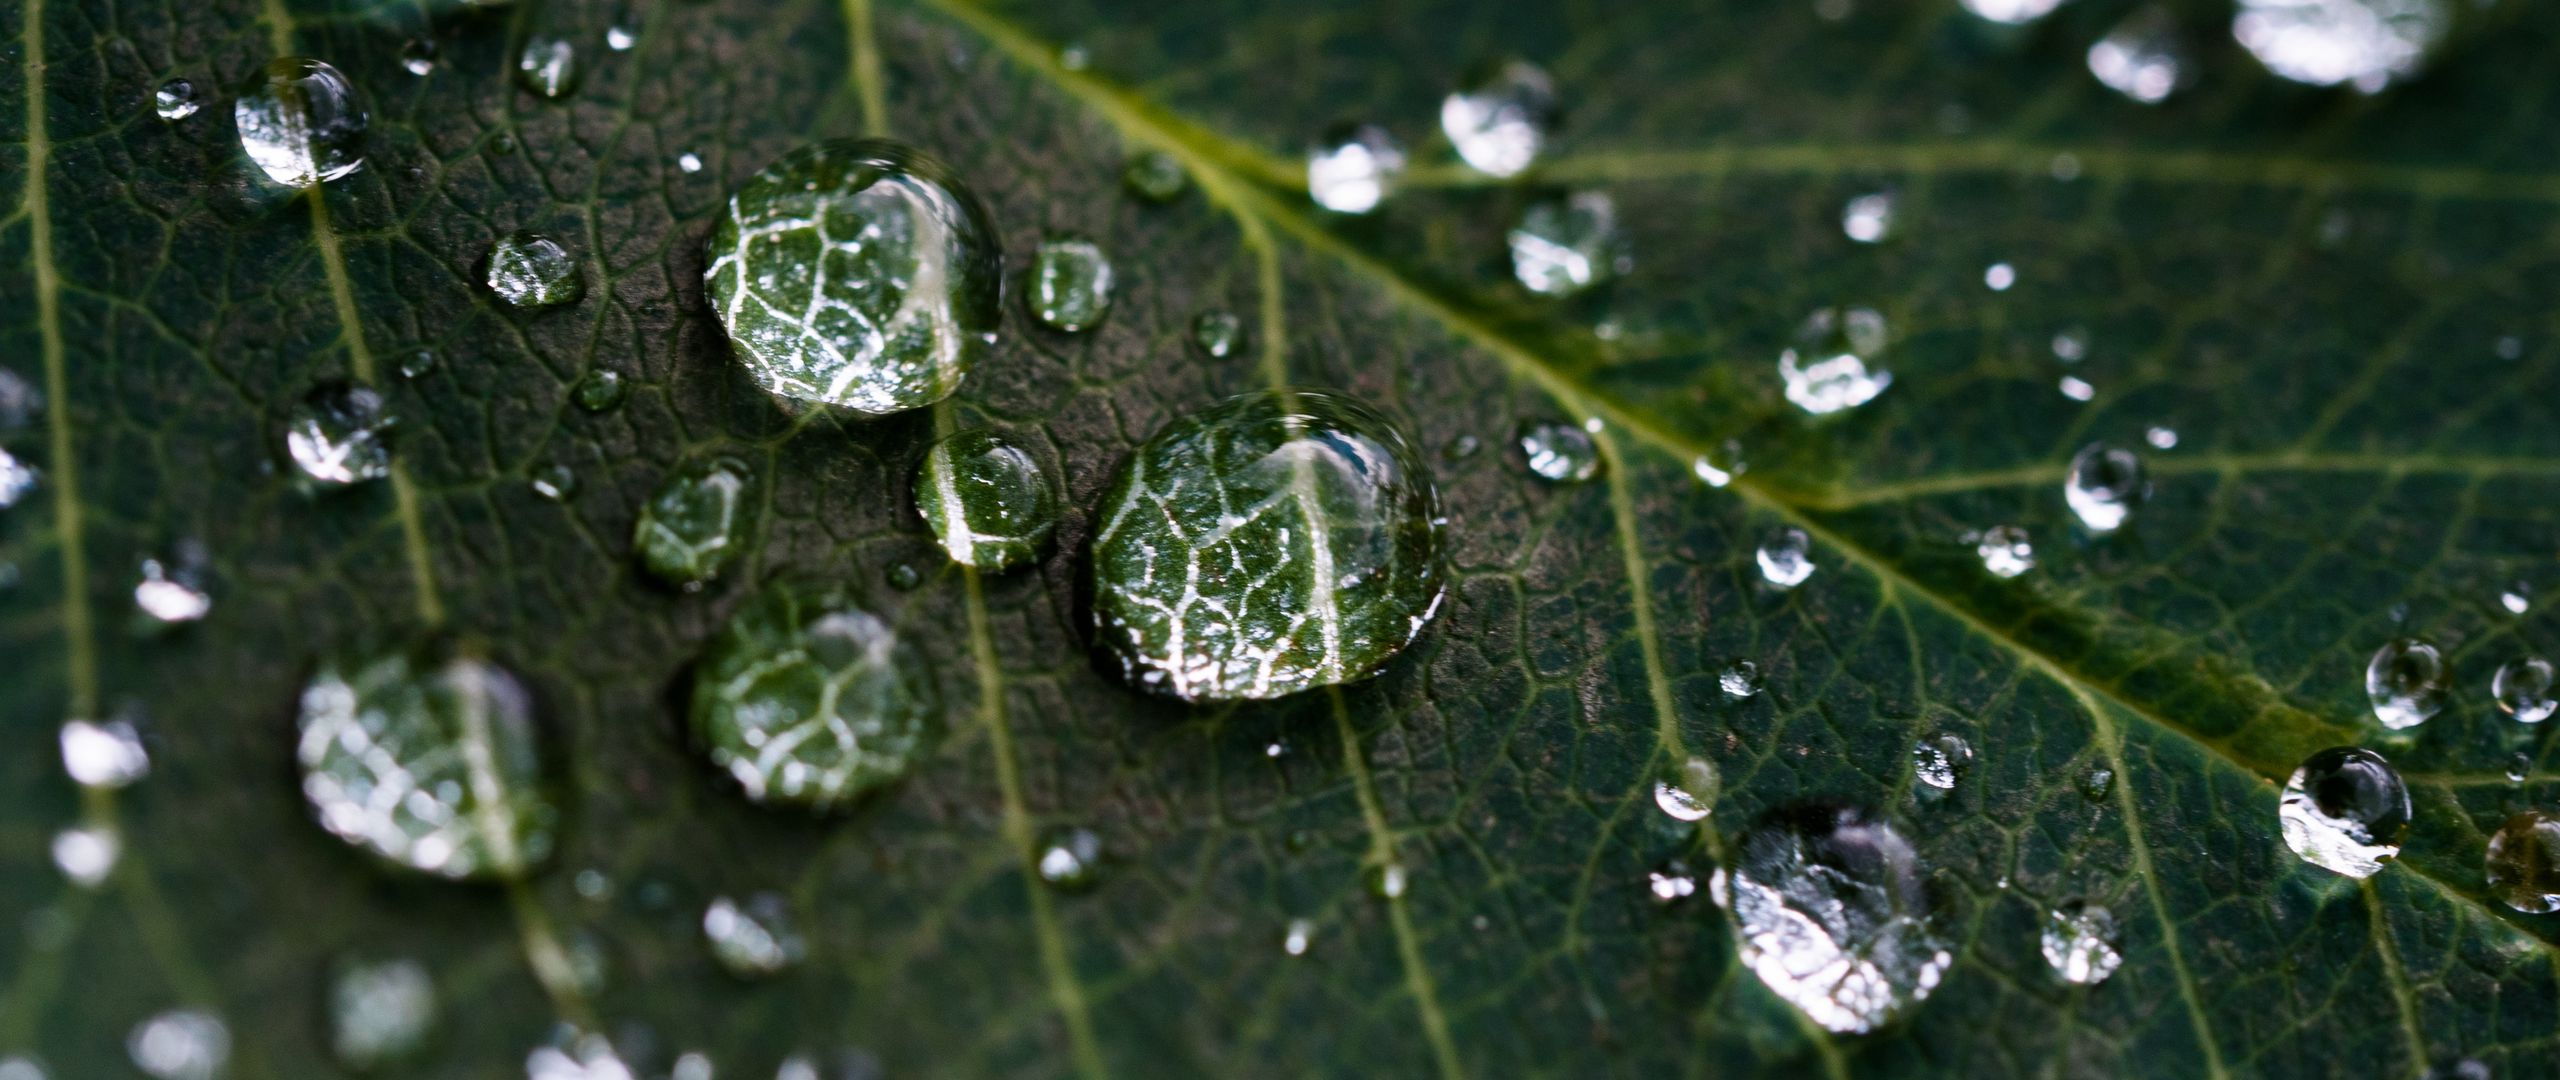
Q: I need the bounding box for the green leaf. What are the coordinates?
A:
[6,0,2560,1076]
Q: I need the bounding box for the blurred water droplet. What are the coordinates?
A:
[400,349,438,379]
[2495,657,2556,723]
[2144,425,2178,450]
[2496,335,2526,361]
[1779,307,1891,416]
[2233,0,2447,93]
[1031,237,1114,333]
[329,958,436,1070]
[677,151,703,173]
[1649,859,1699,903]
[1058,43,1090,70]
[0,367,39,429]
[1517,420,1600,483]
[915,429,1056,572]
[1443,433,1481,461]
[2508,753,2532,784]
[2486,811,2560,914]
[606,26,637,51]
[1190,309,1244,360]
[2051,328,2087,362]
[2080,765,2115,801]
[1720,659,1763,698]
[285,382,394,487]
[1440,59,1556,178]
[399,38,437,76]
[2279,746,2410,878]
[2058,375,2095,402]
[134,548,212,624]
[1975,524,2034,578]
[526,1030,633,1080]
[154,78,200,120]
[1712,806,1949,1033]
[692,583,939,808]
[703,894,806,977]
[1283,918,1313,956]
[2366,638,2448,730]
[2503,582,2532,615]
[1984,262,2017,291]
[1961,0,2064,24]
[1508,191,1625,297]
[1692,440,1746,488]
[236,58,366,187]
[1366,862,1410,900]
[670,1053,713,1080]
[885,561,923,590]
[530,464,578,501]
[130,1010,228,1080]
[2088,7,2187,104]
[1307,123,1404,214]
[2041,900,2123,985]
[60,718,149,788]
[1756,526,1815,589]
[51,825,120,887]
[0,448,38,510]
[298,648,557,880]
[1037,827,1105,890]
[573,370,627,412]
[486,232,583,307]
[515,37,580,99]
[0,1057,44,1080]
[1122,150,1187,202]
[2063,442,2145,533]
[1912,734,1970,791]
[635,456,757,588]
[1654,756,1720,822]
[1842,192,1895,244]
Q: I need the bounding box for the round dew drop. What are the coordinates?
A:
[1037,827,1105,891]
[1974,525,2034,578]
[633,456,759,588]
[1440,59,1557,179]
[1516,420,1600,483]
[1756,526,1815,589]
[2366,637,2449,730]
[1719,659,1762,698]
[2064,442,2146,533]
[1653,756,1720,823]
[572,369,628,412]
[2277,746,2411,878]
[691,581,939,809]
[1841,192,1895,244]
[236,57,367,188]
[913,428,1057,572]
[1713,805,1950,1034]
[2042,900,2123,985]
[702,894,806,977]
[1779,306,1891,416]
[2485,810,2560,915]
[128,1009,229,1080]
[1508,191,1625,297]
[154,78,201,120]
[1307,123,1404,214]
[1122,150,1187,202]
[515,36,580,98]
[1192,309,1243,359]
[284,382,395,488]
[2494,657,2556,723]
[2087,7,2186,104]
[1031,237,1115,333]
[328,958,437,1071]
[485,232,583,307]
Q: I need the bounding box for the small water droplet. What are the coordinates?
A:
[526,1030,632,1080]
[1265,740,1287,759]
[2496,335,2526,361]
[2486,810,2560,914]
[677,151,703,173]
[60,718,150,788]
[634,456,757,588]
[2503,582,2532,615]
[299,647,557,880]
[1508,191,1625,297]
[1713,806,1950,1033]
[1307,123,1404,214]
[2048,151,2083,181]
[1911,734,1970,791]
[2079,765,2115,801]
[670,1052,713,1080]
[1283,918,1313,956]
[2233,0,2448,93]
[1654,756,1720,822]
[1691,440,1746,488]
[328,958,436,1070]
[1058,42,1090,70]
[51,825,120,887]
[605,25,637,51]
[573,370,627,412]
[1961,0,2065,24]
[485,232,584,308]
[0,367,40,430]
[515,37,580,99]
[134,548,212,624]
[1984,262,2017,291]
[692,582,940,808]
[1440,59,1557,178]
[399,38,438,76]
[530,463,578,501]
[2051,328,2088,362]
[1366,862,1410,900]
[2495,658,2556,723]
[1443,433,1482,461]
[400,349,438,379]
[1720,659,1762,698]
[128,1009,229,1080]
[1842,192,1896,244]
[2144,425,2178,450]
[1649,859,1699,903]
[2278,746,2411,878]
[885,561,924,590]
[2508,753,2532,784]
[2063,442,2145,533]
[0,448,40,509]
[2088,6,2187,104]
[284,382,394,488]
[0,1056,45,1080]
[1192,309,1243,359]
[1974,524,2035,578]
[2058,375,2095,402]
[1031,237,1114,333]
[236,57,366,188]
[1779,307,1891,416]
[915,429,1056,572]
[2366,638,2449,730]
[703,894,806,977]
[1517,420,1600,483]
[1756,526,1815,589]
[1037,827,1105,890]
[2041,900,2123,985]
[154,78,200,120]
[1122,150,1187,202]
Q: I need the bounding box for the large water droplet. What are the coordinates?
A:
[1030,237,1114,333]
[1911,734,1970,791]
[2278,746,2410,878]
[486,232,584,308]
[1974,525,2034,578]
[1756,526,1815,589]
[2088,7,2187,104]
[235,57,366,188]
[914,428,1056,572]
[2495,657,2556,724]
[2366,637,2448,730]
[2063,442,2145,533]
[1961,0,2064,24]
[702,894,806,977]
[52,825,120,887]
[1307,123,1404,214]
[691,582,939,808]
[1654,755,1720,822]
[1516,419,1600,483]
[1440,59,1557,178]
[1037,826,1105,891]
[1090,389,1447,702]
[129,1009,229,1080]
[705,139,1002,415]
[1508,191,1624,297]
[284,382,395,488]
[297,647,558,880]
[1779,307,1891,416]
[515,36,580,99]
[2233,0,2447,93]
[329,958,436,1071]
[1841,192,1895,244]
[1122,150,1187,202]
[2041,900,2123,985]
[60,717,150,788]
[1720,659,1763,698]
[1711,806,1950,1034]
[1192,309,1243,359]
[634,456,758,589]
[2486,811,2560,914]
[155,78,201,121]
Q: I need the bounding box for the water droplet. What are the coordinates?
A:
[1650,859,1700,903]
[2041,900,2123,985]
[1692,440,1746,488]
[692,582,939,808]
[634,456,758,588]
[703,894,806,977]
[51,825,120,887]
[2508,753,2531,784]
[485,232,583,308]
[0,367,39,429]
[1058,43,1090,70]
[128,1009,229,1080]
[2503,582,2532,615]
[2233,0,2447,92]
[670,1052,713,1080]
[1036,826,1105,890]
[284,382,395,487]
[1911,734,1970,791]
[2495,657,2556,723]
[2366,638,2449,730]
[1443,434,1481,461]
[0,448,39,510]
[526,1030,633,1080]
[1439,59,1557,179]
[1122,150,1187,202]
[1508,191,1625,297]
[572,370,627,412]
[2058,375,2095,402]
[2278,746,2411,878]
[1030,236,1114,333]
[1984,262,2017,291]
[1366,862,1410,900]
[1974,524,2035,578]
[399,38,438,75]
[1192,309,1243,359]
[1756,526,1815,589]
[1307,123,1404,214]
[677,151,703,174]
[915,428,1056,572]
[1517,420,1600,483]
[1842,192,1896,244]
[2144,425,2178,450]
[515,36,580,99]
[885,561,923,590]
[2051,328,2088,362]
[2485,810,2560,914]
[1654,756,1720,822]
[235,57,366,188]
[2088,6,2187,104]
[329,958,436,1070]
[1961,0,2065,25]
[60,718,150,788]
[2063,442,2145,533]
[1283,918,1314,956]
[530,464,578,501]
[154,78,200,120]
[1779,307,1891,416]
[1711,806,1950,1033]
[606,25,637,51]
[1265,739,1288,758]
[706,140,1002,415]
[134,549,212,624]
[2496,335,2527,360]
[1090,389,1447,702]
[400,349,438,379]
[1720,659,1763,698]
[0,1058,43,1080]
[2079,765,2115,801]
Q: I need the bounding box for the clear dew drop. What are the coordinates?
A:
[2063,441,2145,533]
[1508,191,1625,297]
[0,447,38,510]
[2080,765,2116,801]
[235,57,366,188]
[2041,900,2124,986]
[2366,637,2449,730]
[1036,826,1105,891]
[60,717,150,788]
[1192,309,1243,359]
[1122,149,1187,202]
[1030,237,1115,333]
[703,894,807,977]
[526,1029,634,1080]
[1654,756,1720,823]
[1283,918,1314,957]
[134,549,213,624]
[1517,419,1600,483]
[284,382,395,487]
[1692,439,1746,488]
[914,428,1056,572]
[606,26,637,51]
[2145,425,2179,450]
[2051,328,2088,362]
[1366,862,1411,901]
[530,463,578,501]
[885,561,924,591]
[1440,59,1557,179]
[1720,659,1763,698]
[1984,262,2017,291]
[2088,6,2187,104]
[634,456,758,588]
[573,370,628,412]
[399,38,437,76]
[51,825,121,887]
[400,349,438,379]
[1649,858,1700,904]
[1911,734,1970,791]
[515,36,581,99]
[128,1009,229,1080]
[1307,123,1404,214]
[1961,0,2065,25]
[2058,375,2095,402]
[677,151,703,174]
[2495,657,2557,724]
[0,366,40,429]
[154,78,201,120]
[2233,0,2448,93]
[329,958,437,1071]
[1756,526,1816,589]
[1842,192,1896,244]
[2508,753,2531,784]
[1974,524,2035,578]
[691,582,940,809]
[2486,811,2560,915]
[1711,806,1950,1034]
[486,232,584,308]
[2278,746,2411,878]
[1779,306,1891,416]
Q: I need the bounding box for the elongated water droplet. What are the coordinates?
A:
[2063,442,2145,533]
[692,582,939,808]
[2233,0,2447,93]
[1756,526,1815,589]
[706,140,1002,415]
[677,151,703,174]
[1283,918,1314,956]
[2278,746,2410,878]
[1192,309,1242,359]
[1720,659,1762,698]
[1440,59,1556,178]
[399,38,437,76]
[1307,123,1403,214]
[284,382,394,487]
[2495,657,2556,723]
[703,894,806,977]
[485,232,583,308]
[1692,440,1746,488]
[1509,191,1624,297]
[134,549,212,624]
[60,718,150,788]
[2088,7,2187,104]
[572,370,627,412]
[2487,811,2560,914]
[2366,637,2448,730]
[1962,0,2064,24]
[2503,582,2532,615]
[1711,806,1950,1034]
[530,464,578,501]
[1031,237,1114,333]
[634,456,757,589]
[1974,525,2034,578]
[52,825,120,887]
[1516,420,1600,483]
[914,428,1056,572]
[1090,389,1446,702]
[1912,734,1970,791]
[329,958,436,1070]
[2144,425,2178,450]
[515,37,580,98]
[1654,756,1720,823]
[2058,375,2095,402]
[236,57,366,188]
[1841,192,1895,244]
[2042,900,2123,985]
[129,1009,228,1080]
[297,647,557,880]
[155,78,201,120]
[1779,307,1890,416]
[1122,150,1187,202]
[606,26,637,51]
[1037,827,1105,890]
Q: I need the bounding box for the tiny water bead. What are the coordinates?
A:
[154,78,200,120]
[691,582,939,809]
[1192,309,1243,359]
[52,825,120,887]
[706,139,1003,415]
[2503,582,2532,615]
[1508,191,1625,297]
[1961,0,2065,24]
[2278,747,2411,878]
[2058,375,2095,402]
[2485,811,2560,914]
[1778,306,1891,416]
[1911,734,1971,791]
[678,151,704,173]
[1366,862,1411,901]
[2079,765,2115,801]
[1030,236,1115,333]
[1283,918,1314,956]
[486,232,584,308]
[702,894,806,977]
[1756,526,1815,589]
[236,57,367,188]
[2366,637,2449,730]
[134,551,213,624]
[1841,192,1896,244]
[2063,442,2145,533]
[1974,525,2034,578]
[1983,262,2017,291]
[60,718,150,788]
[1122,150,1187,202]
[2144,425,2179,450]
[634,456,758,588]
[0,449,37,509]
[2232,0,2447,93]
[2088,7,2187,104]
[515,36,580,98]
[530,463,578,501]
[298,648,557,880]
[284,382,395,487]
[1517,420,1600,483]
[399,349,438,379]
[1692,439,1745,488]
[572,369,628,412]
[1720,659,1762,698]
[1037,826,1105,890]
[1440,59,1557,179]
[606,25,637,51]
[2495,657,2557,723]
[2042,900,2124,986]
[1650,861,1700,903]
[1711,806,1950,1034]
[1307,123,1404,214]
[1089,389,1447,703]
[129,1009,229,1080]
[1653,756,1721,823]
[913,428,1057,572]
[328,958,436,1070]
[399,37,437,76]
